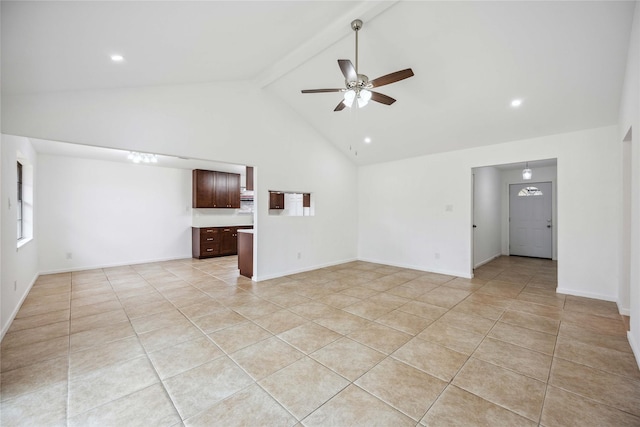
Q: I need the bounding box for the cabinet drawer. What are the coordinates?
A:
[200,234,219,243]
[200,228,219,237]
[200,242,220,255]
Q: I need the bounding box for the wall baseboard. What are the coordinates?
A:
[38,254,193,275]
[473,253,502,269]
[556,287,617,303]
[617,302,630,316]
[629,331,640,370]
[1,273,39,342]
[254,258,358,282]
[356,257,471,279]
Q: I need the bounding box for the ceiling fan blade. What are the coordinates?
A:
[338,59,357,82]
[370,68,414,88]
[334,101,347,112]
[301,88,343,94]
[371,91,396,105]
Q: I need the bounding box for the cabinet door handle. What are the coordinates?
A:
[206,238,214,241]
[206,230,213,233]
[224,229,230,231]
[206,248,213,252]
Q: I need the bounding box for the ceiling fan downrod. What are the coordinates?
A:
[351,19,362,75]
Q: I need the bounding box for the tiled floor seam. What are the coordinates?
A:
[88,269,183,422]
[536,313,561,426]
[454,310,546,424]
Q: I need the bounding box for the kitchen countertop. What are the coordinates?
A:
[192,225,253,228]
[237,229,254,234]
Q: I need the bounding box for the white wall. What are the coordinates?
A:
[37,154,193,273]
[1,135,39,337]
[472,167,502,267]
[500,166,558,260]
[358,126,621,300]
[1,1,4,339]
[2,82,359,280]
[618,1,640,366]
[192,209,253,227]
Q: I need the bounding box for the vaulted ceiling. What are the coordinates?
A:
[2,1,635,165]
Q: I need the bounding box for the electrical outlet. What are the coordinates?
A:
[297,252,302,260]
[66,252,72,260]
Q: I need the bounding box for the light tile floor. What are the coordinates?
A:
[1,255,639,426]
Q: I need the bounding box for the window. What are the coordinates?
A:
[17,161,23,240]
[518,186,543,197]
[16,154,33,247]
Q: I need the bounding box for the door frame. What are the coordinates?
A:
[470,160,559,277]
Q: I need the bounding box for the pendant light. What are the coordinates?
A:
[522,162,532,180]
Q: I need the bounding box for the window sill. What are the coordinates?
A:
[17,237,33,249]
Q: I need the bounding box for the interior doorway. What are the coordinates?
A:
[471,159,558,276]
[509,182,553,259]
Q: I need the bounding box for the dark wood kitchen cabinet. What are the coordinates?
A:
[192,226,253,259]
[192,169,215,208]
[269,191,285,209]
[246,166,254,191]
[220,227,237,255]
[192,169,241,208]
[238,230,253,278]
[225,173,241,208]
[192,227,221,258]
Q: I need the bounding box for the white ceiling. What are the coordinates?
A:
[2,1,636,165]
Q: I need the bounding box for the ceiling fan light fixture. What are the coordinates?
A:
[357,89,372,108]
[343,90,356,107]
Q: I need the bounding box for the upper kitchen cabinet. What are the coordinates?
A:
[192,169,241,208]
[246,166,254,191]
[269,191,285,209]
[193,169,214,207]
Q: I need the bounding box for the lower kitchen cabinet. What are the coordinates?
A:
[192,226,252,259]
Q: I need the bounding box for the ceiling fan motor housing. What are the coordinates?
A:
[346,74,370,89]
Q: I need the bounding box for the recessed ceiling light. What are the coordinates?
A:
[110,54,124,62]
[364,137,372,144]
[511,99,523,107]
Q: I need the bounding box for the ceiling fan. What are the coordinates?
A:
[301,19,414,112]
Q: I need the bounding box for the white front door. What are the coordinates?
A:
[509,182,552,258]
